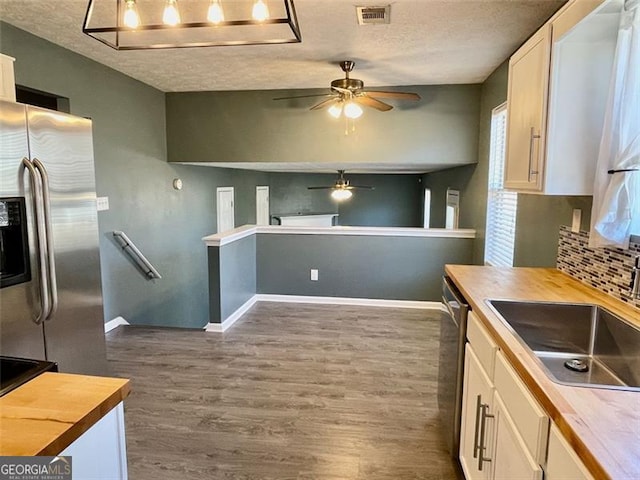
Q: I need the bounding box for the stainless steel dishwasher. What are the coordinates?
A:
[438,275,469,459]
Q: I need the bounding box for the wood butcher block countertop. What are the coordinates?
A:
[445,265,640,480]
[0,372,130,456]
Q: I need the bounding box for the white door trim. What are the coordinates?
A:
[216,187,235,233]
[256,186,270,226]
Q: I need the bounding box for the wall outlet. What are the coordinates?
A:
[96,196,109,212]
[572,209,582,233]
[310,269,318,281]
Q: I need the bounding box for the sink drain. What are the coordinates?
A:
[564,358,589,373]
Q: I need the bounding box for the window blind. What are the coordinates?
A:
[485,103,518,267]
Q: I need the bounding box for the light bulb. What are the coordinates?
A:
[328,103,343,119]
[331,189,353,201]
[343,101,363,119]
[163,0,181,26]
[252,0,269,21]
[207,0,225,23]
[123,0,140,28]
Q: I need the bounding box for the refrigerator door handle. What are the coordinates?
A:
[21,157,50,325]
[33,158,58,321]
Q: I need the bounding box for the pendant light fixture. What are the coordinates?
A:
[162,0,181,26]
[122,0,140,28]
[252,0,270,21]
[83,0,301,50]
[207,0,225,24]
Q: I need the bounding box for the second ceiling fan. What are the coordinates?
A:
[274,61,421,119]
[308,170,374,201]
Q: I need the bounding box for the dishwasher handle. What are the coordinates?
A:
[443,276,469,326]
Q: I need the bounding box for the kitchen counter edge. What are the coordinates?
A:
[0,372,130,456]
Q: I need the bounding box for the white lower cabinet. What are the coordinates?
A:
[546,424,595,480]
[459,345,494,480]
[491,392,543,480]
[460,312,547,480]
[60,402,128,480]
[459,312,596,480]
[459,312,498,480]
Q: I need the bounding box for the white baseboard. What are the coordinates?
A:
[105,316,130,333]
[204,294,442,333]
[204,295,258,333]
[256,294,442,310]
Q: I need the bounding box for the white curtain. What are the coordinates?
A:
[589,1,640,249]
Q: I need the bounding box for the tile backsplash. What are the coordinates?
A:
[557,226,640,309]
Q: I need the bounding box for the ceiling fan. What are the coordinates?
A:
[308,170,374,201]
[274,61,421,119]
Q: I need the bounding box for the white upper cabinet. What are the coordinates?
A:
[505,0,621,194]
[505,25,551,192]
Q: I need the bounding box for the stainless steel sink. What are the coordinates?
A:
[486,300,640,391]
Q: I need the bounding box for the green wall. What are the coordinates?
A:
[257,234,474,301]
[0,22,269,328]
[268,172,423,227]
[268,172,337,217]
[514,195,592,267]
[422,62,508,260]
[337,174,423,227]
[166,85,482,168]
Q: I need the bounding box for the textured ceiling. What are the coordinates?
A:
[0,0,565,92]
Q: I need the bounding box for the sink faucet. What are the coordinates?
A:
[632,256,640,300]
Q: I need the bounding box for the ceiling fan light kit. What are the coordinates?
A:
[309,170,374,201]
[331,189,353,201]
[274,61,420,121]
[83,0,301,50]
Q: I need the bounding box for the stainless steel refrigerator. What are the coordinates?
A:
[0,99,107,375]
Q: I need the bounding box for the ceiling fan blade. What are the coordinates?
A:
[354,96,393,112]
[307,186,335,190]
[348,185,375,190]
[273,93,334,101]
[364,91,421,101]
[310,98,340,111]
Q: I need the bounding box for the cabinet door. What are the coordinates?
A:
[491,392,543,480]
[459,345,494,480]
[546,424,595,480]
[494,351,549,464]
[504,25,551,192]
[61,402,128,480]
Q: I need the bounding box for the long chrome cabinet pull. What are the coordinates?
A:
[473,394,482,458]
[527,126,541,183]
[32,159,58,321]
[478,403,494,471]
[21,158,50,325]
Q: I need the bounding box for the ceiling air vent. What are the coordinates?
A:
[356,5,391,25]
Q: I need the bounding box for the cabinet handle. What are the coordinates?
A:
[473,395,482,458]
[528,126,541,183]
[478,403,494,471]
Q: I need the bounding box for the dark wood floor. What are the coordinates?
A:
[105,302,460,480]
